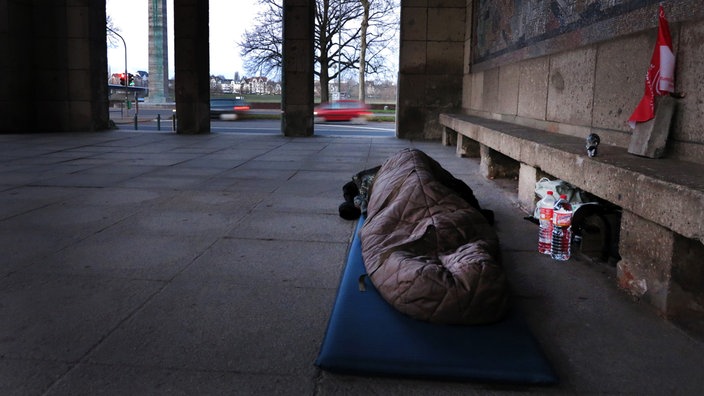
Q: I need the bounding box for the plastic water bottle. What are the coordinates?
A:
[537,191,556,254]
[551,194,573,261]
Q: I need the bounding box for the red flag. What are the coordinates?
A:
[628,5,675,128]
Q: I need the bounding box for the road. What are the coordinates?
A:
[111,108,396,137]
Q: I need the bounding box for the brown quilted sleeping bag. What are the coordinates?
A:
[359,148,509,325]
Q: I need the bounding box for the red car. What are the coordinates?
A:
[314,100,372,123]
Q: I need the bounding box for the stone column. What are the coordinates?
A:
[2,0,110,132]
[67,1,111,131]
[397,1,465,140]
[617,211,704,321]
[518,164,539,214]
[148,0,170,103]
[173,0,210,134]
[281,0,314,137]
[456,134,480,158]
[479,144,519,180]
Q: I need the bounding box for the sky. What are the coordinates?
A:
[106,0,262,79]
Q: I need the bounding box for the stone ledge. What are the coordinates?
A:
[439,113,704,244]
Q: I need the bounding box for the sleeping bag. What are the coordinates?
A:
[360,148,509,325]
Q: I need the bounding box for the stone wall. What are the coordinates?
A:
[460,0,704,324]
[463,0,704,165]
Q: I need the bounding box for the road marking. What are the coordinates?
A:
[323,124,395,132]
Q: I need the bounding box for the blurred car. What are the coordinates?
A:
[210,98,250,120]
[314,100,372,123]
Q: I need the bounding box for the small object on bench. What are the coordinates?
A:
[586,133,600,157]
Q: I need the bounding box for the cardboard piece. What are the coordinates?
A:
[628,96,677,158]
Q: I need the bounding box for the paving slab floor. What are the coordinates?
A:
[1,130,703,395]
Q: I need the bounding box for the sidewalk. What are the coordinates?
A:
[1,130,703,395]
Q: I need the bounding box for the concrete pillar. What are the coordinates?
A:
[479,144,519,180]
[518,164,539,214]
[281,0,314,137]
[174,0,210,134]
[457,134,480,158]
[65,1,111,131]
[148,0,170,103]
[0,0,109,133]
[397,1,465,140]
[617,211,704,320]
[517,165,557,215]
[442,126,457,147]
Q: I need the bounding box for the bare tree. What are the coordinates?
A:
[358,0,370,102]
[106,16,121,49]
[239,0,398,103]
[239,1,284,80]
[315,0,367,102]
[357,0,398,101]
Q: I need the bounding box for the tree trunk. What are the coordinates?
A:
[319,0,330,103]
[320,61,330,103]
[358,0,370,102]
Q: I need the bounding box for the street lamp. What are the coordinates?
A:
[107,26,129,114]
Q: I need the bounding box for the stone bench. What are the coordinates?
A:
[439,113,704,324]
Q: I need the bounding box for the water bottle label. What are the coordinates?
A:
[553,210,572,227]
[539,207,553,221]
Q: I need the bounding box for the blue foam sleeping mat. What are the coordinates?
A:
[315,217,558,384]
